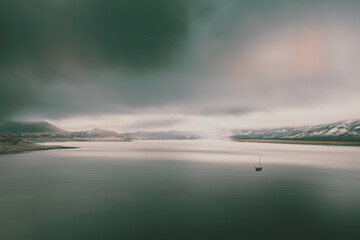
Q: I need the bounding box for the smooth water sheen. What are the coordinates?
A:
[0,140,359,240]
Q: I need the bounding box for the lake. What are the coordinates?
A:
[0,140,359,240]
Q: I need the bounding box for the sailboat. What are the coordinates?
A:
[255,156,263,171]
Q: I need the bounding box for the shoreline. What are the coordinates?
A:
[231,138,360,147]
[0,144,77,155]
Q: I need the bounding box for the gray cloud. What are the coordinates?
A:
[1,0,360,122]
[125,118,186,130]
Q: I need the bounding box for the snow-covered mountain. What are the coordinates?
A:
[64,128,122,138]
[13,128,131,142]
[231,119,360,142]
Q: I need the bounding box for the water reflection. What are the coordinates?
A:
[0,140,359,239]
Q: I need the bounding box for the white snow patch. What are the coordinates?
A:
[311,130,326,136]
[337,128,348,135]
[327,127,339,134]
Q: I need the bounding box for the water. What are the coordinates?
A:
[0,140,359,240]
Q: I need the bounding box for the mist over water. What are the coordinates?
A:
[0,140,359,240]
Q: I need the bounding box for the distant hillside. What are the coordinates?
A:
[0,121,65,133]
[18,129,199,142]
[0,120,202,141]
[0,132,22,144]
[231,119,360,142]
[0,132,72,154]
[18,128,131,142]
[64,128,122,138]
[129,130,202,140]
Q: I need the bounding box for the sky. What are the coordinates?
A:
[1,0,360,133]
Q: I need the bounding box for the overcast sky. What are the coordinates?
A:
[1,0,360,133]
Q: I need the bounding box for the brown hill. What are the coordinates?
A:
[0,132,74,155]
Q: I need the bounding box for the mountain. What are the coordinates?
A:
[18,128,132,142]
[231,119,360,142]
[0,120,202,141]
[0,121,65,133]
[128,130,202,140]
[20,129,200,142]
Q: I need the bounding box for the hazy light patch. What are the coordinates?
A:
[49,95,360,135]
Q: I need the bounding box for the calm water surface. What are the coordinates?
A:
[0,140,359,240]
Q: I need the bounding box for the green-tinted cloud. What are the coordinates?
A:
[1,0,360,120]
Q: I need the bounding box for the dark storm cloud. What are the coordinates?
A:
[0,0,190,119]
[0,0,188,70]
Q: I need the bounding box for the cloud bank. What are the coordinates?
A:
[1,0,360,130]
